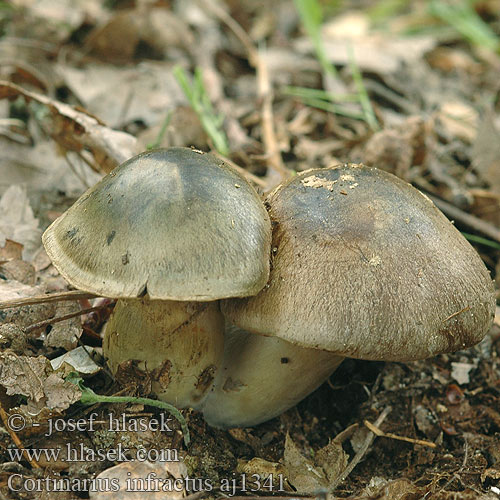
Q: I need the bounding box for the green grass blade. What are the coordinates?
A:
[173,65,230,156]
[347,45,379,131]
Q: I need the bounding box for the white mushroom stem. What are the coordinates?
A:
[200,325,344,428]
[103,298,224,410]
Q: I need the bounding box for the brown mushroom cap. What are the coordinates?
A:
[42,148,271,300]
[223,164,496,361]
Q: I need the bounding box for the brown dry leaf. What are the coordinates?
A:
[0,353,81,413]
[43,372,82,411]
[0,353,49,404]
[282,434,328,494]
[89,460,188,499]
[85,7,193,63]
[0,323,28,353]
[0,239,23,260]
[58,62,186,129]
[315,439,348,483]
[44,301,83,350]
[238,457,289,490]
[0,137,101,198]
[137,105,208,151]
[295,11,436,74]
[472,111,500,193]
[426,47,482,74]
[0,279,55,327]
[358,477,422,499]
[469,189,500,228]
[9,0,107,44]
[437,101,478,143]
[0,185,41,261]
[0,81,137,173]
[363,116,427,179]
[0,259,36,285]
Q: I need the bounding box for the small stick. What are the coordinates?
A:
[212,152,267,189]
[442,306,470,323]
[424,192,500,244]
[330,406,391,491]
[202,0,289,190]
[0,290,97,309]
[256,45,290,191]
[0,403,40,469]
[364,420,437,448]
[24,305,108,334]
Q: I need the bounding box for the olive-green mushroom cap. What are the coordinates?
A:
[42,148,271,300]
[222,164,496,361]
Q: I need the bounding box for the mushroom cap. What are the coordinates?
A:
[42,148,271,300]
[222,164,496,361]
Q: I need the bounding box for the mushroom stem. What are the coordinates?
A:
[103,298,224,410]
[200,324,343,428]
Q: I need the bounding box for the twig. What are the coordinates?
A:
[24,305,109,334]
[256,45,290,191]
[423,191,500,244]
[0,290,97,309]
[420,437,469,499]
[202,0,289,190]
[330,406,391,491]
[201,0,257,64]
[212,152,267,189]
[64,151,91,189]
[442,306,470,323]
[0,403,40,469]
[364,420,437,448]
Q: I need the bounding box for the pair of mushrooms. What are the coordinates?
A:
[43,148,496,428]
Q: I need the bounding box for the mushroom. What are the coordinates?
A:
[210,164,495,427]
[201,323,343,428]
[42,147,271,408]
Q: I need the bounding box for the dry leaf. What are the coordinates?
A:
[0,323,28,354]
[282,434,327,494]
[0,353,49,403]
[315,439,348,483]
[85,7,193,63]
[0,279,55,327]
[44,301,82,350]
[0,138,101,198]
[472,111,500,193]
[0,239,23,260]
[450,362,476,385]
[50,346,101,376]
[295,15,436,74]
[238,457,289,490]
[0,81,138,173]
[0,185,41,261]
[360,477,422,499]
[437,101,478,143]
[59,62,186,129]
[43,372,82,411]
[0,353,81,413]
